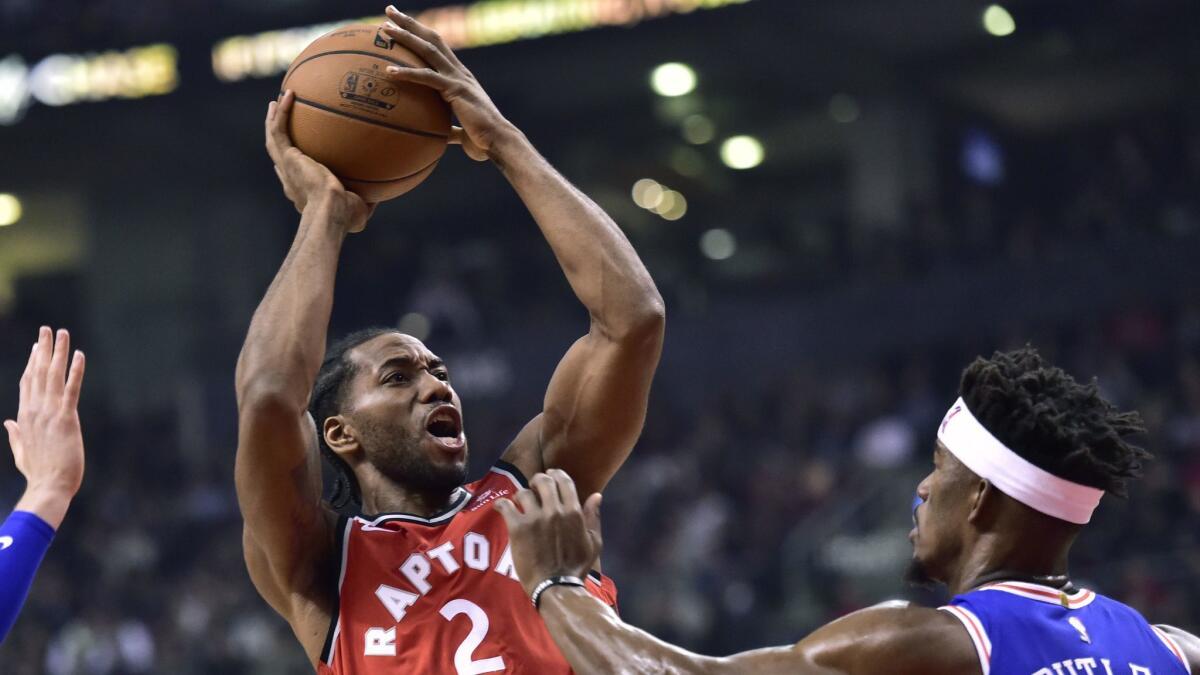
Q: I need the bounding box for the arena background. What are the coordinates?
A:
[1,0,1198,671]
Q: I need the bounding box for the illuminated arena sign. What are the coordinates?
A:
[0,0,749,125]
[211,0,751,82]
[0,45,177,125]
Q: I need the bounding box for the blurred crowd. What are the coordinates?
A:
[1,117,1198,673]
[4,301,1200,673]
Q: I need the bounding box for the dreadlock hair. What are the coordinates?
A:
[310,327,398,513]
[959,345,1150,497]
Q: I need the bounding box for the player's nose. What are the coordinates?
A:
[417,372,453,404]
[915,475,932,501]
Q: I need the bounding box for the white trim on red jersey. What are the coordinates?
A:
[488,463,527,492]
[356,487,473,529]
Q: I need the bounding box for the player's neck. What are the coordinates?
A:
[950,532,1072,595]
[360,478,461,519]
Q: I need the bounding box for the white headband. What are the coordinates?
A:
[937,397,1103,525]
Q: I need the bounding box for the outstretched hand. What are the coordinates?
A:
[5,327,86,529]
[265,90,377,232]
[380,6,519,162]
[495,469,603,598]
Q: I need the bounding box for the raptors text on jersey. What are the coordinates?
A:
[318,461,618,675]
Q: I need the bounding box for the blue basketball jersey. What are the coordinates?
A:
[940,581,1191,675]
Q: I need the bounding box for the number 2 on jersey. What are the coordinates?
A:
[365,596,505,673]
[440,599,505,674]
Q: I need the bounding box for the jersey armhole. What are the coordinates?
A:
[491,460,611,599]
[319,515,353,666]
[491,459,530,490]
[1151,625,1193,674]
[938,604,991,675]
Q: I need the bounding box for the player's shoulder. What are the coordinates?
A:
[799,601,982,675]
[1155,625,1200,671]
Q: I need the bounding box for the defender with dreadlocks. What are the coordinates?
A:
[234,9,664,674]
[498,347,1200,674]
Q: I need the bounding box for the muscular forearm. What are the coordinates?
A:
[539,586,718,675]
[490,130,663,337]
[235,196,348,408]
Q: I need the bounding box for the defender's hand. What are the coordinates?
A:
[265,90,377,232]
[495,469,603,597]
[380,6,517,162]
[6,328,86,529]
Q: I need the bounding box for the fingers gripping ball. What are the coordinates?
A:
[281,24,452,202]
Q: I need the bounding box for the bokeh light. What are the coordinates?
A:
[720,136,765,170]
[650,62,697,97]
[0,194,22,226]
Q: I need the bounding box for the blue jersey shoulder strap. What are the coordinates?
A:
[939,582,1191,675]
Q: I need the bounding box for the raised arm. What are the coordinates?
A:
[2,328,85,643]
[496,470,980,675]
[234,92,373,658]
[380,8,665,497]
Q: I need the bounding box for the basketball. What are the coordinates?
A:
[280,24,452,202]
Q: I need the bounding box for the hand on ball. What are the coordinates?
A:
[380,6,518,162]
[265,90,377,233]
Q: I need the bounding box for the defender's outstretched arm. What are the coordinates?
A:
[380,8,665,498]
[234,92,374,662]
[497,470,980,675]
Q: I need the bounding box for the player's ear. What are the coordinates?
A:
[966,478,1000,528]
[324,415,360,458]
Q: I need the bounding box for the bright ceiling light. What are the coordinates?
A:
[652,190,678,215]
[659,192,687,221]
[650,62,697,97]
[632,179,665,209]
[719,135,764,170]
[0,194,21,226]
[983,5,1015,37]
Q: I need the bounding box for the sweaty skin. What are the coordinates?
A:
[497,468,1200,675]
[234,6,664,666]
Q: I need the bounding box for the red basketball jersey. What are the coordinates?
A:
[317,461,617,674]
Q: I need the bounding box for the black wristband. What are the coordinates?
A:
[530,575,586,610]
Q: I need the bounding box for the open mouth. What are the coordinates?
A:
[425,405,464,449]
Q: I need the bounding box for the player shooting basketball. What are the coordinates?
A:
[500,347,1200,674]
[235,6,664,673]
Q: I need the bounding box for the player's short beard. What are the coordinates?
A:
[357,416,467,497]
[904,556,938,589]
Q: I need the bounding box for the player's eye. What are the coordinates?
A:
[385,371,407,384]
[434,370,450,381]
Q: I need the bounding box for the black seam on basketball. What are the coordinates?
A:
[282,49,420,89]
[292,95,449,140]
[340,158,439,184]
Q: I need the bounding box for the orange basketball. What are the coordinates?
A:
[280,24,452,202]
